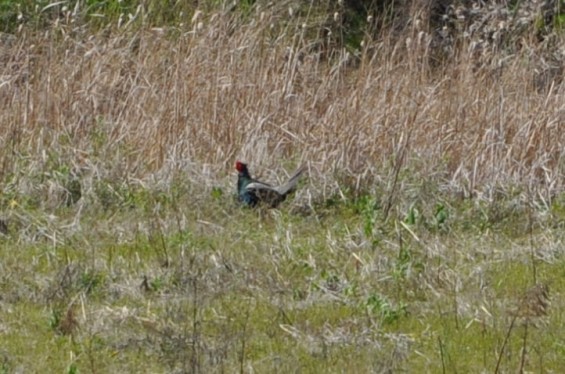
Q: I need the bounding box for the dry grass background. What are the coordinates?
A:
[1,2,565,372]
[1,4,564,205]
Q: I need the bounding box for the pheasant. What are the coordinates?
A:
[235,161,306,208]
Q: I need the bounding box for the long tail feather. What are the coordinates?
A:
[276,165,306,196]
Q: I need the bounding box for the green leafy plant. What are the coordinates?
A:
[80,270,105,294]
[366,293,407,324]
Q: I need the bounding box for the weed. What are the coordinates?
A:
[366,293,408,325]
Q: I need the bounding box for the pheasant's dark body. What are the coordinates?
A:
[236,161,305,208]
[237,164,260,207]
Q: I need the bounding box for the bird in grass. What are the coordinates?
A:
[235,161,306,208]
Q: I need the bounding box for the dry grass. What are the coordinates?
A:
[1,3,565,373]
[1,5,563,203]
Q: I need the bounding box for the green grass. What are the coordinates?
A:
[1,183,563,372]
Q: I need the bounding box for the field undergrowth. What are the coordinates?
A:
[1,0,565,372]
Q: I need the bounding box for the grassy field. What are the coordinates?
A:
[1,1,565,372]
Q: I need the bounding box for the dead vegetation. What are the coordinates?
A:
[0,2,564,207]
